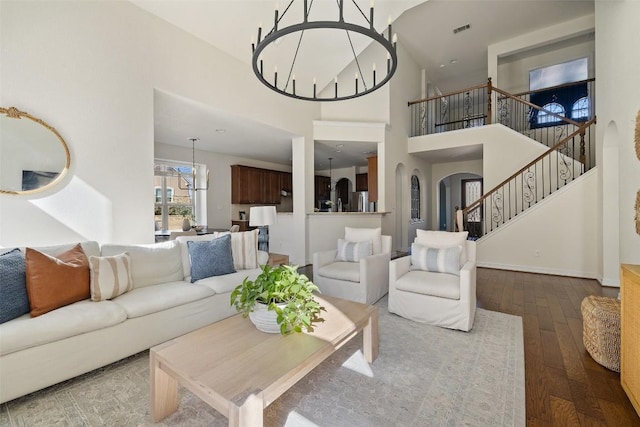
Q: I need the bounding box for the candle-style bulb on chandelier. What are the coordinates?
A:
[251,0,398,102]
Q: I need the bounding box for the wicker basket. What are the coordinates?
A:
[581,296,621,372]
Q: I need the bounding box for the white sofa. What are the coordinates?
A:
[0,238,268,404]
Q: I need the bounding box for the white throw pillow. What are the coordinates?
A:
[410,243,461,276]
[415,230,469,267]
[228,229,259,270]
[89,252,133,301]
[344,227,382,255]
[335,239,372,262]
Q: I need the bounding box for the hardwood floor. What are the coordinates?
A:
[299,265,640,426]
[476,268,639,426]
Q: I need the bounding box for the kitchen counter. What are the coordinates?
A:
[307,211,390,215]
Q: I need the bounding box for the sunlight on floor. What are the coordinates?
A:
[284,410,320,427]
[341,349,374,378]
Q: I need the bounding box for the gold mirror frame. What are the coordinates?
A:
[0,107,71,195]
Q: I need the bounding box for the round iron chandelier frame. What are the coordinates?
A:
[251,0,398,102]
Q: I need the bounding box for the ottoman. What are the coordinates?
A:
[581,295,621,372]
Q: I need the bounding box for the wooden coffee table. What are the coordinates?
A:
[150,294,378,426]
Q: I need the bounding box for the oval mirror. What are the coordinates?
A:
[0,107,70,195]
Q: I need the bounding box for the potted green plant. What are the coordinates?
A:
[230,264,324,335]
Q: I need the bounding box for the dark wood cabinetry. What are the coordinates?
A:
[280,172,293,193]
[231,220,256,232]
[231,165,283,204]
[356,173,368,191]
[315,175,331,202]
[367,156,378,202]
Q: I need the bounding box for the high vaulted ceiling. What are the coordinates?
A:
[134,0,594,168]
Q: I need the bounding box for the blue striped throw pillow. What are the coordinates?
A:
[335,239,372,262]
[411,243,461,276]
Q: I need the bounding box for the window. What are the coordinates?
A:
[410,175,420,220]
[154,186,174,203]
[537,102,565,125]
[529,58,591,128]
[154,161,204,231]
[571,97,590,119]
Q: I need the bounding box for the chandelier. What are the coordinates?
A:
[251,0,398,102]
[178,138,209,192]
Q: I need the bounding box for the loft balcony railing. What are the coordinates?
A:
[408,78,597,239]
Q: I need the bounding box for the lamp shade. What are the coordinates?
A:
[249,206,277,227]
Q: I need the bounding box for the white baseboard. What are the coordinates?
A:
[477,261,599,280]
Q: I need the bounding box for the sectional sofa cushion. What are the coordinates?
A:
[25,244,90,317]
[0,299,127,356]
[194,269,261,294]
[345,227,382,255]
[100,241,183,289]
[0,249,29,324]
[89,252,133,301]
[112,280,216,318]
[33,241,101,259]
[187,234,235,282]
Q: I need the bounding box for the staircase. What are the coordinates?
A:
[408,79,596,239]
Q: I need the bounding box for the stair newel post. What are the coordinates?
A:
[486,78,492,125]
[579,126,586,165]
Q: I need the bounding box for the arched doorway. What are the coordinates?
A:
[335,178,352,211]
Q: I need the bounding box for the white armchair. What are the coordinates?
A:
[389,236,477,332]
[313,231,392,305]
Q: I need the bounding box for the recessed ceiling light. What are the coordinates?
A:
[439,64,446,68]
[215,128,226,133]
[336,144,344,148]
[450,59,457,64]
[335,150,342,153]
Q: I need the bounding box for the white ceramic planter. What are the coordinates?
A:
[249,303,284,334]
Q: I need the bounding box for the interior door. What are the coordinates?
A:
[462,178,483,238]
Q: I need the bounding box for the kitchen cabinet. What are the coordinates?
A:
[281,172,293,193]
[368,156,378,202]
[356,173,368,191]
[315,175,331,207]
[231,165,281,204]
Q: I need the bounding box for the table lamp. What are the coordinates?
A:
[249,206,277,252]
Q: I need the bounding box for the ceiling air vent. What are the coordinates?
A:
[453,24,471,34]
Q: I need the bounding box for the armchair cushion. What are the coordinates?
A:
[415,230,469,266]
[345,227,382,254]
[335,239,372,262]
[410,244,460,276]
[395,270,461,300]
[317,261,360,283]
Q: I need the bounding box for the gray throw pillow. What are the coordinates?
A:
[0,249,30,323]
[187,234,235,283]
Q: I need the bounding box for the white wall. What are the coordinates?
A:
[0,1,319,252]
[497,34,595,94]
[487,14,595,90]
[595,0,640,284]
[477,169,598,278]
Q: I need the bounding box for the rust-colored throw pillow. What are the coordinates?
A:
[25,244,90,317]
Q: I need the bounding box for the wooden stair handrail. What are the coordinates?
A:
[407,82,489,106]
[491,86,582,127]
[462,117,596,215]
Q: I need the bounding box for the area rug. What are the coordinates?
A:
[0,297,525,427]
